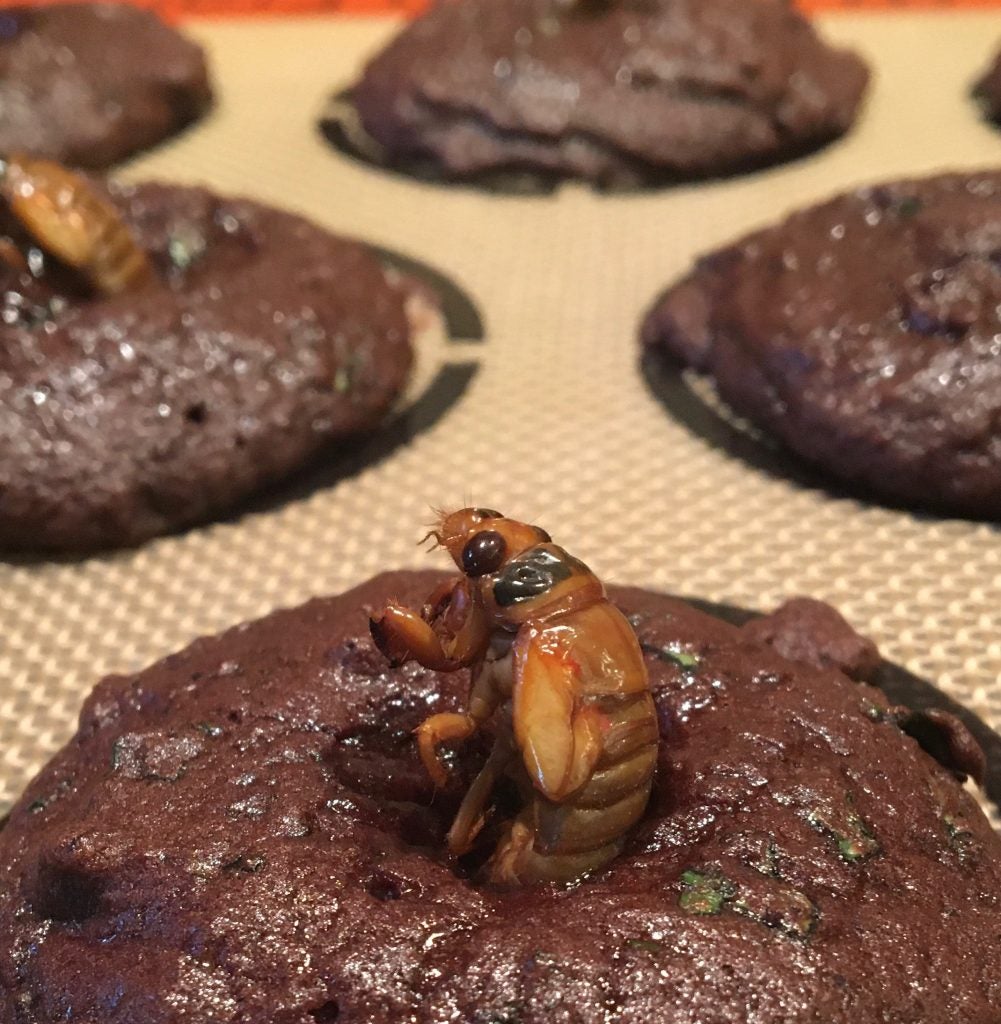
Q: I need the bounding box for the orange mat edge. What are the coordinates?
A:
[7,0,1001,17]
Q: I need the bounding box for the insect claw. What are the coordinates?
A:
[448,812,487,857]
[368,612,409,668]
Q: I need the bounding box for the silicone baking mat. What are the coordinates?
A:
[2,13,1001,833]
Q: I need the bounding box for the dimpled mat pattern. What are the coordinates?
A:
[1,14,1000,832]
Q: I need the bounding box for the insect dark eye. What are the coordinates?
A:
[462,531,506,577]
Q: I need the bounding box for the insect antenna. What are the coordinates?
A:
[421,505,452,549]
[418,528,442,550]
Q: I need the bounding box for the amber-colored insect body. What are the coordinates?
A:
[370,509,659,886]
[0,155,153,296]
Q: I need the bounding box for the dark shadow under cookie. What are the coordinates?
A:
[639,346,1001,528]
[320,86,865,196]
[972,44,1001,125]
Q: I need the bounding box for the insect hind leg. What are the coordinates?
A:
[447,732,515,856]
[485,809,625,887]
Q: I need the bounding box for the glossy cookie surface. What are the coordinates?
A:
[0,181,414,552]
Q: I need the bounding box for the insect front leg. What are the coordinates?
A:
[370,602,460,671]
[486,819,535,886]
[415,712,479,787]
[370,579,490,672]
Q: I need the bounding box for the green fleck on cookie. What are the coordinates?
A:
[24,777,74,815]
[679,870,736,914]
[334,350,369,396]
[334,366,352,393]
[666,649,700,670]
[896,196,923,219]
[860,698,890,723]
[806,795,880,863]
[836,829,878,862]
[944,816,978,864]
[110,736,127,770]
[642,642,701,671]
[734,884,819,941]
[167,224,207,272]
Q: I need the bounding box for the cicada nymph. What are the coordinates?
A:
[370,508,659,886]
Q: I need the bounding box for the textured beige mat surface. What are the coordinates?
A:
[2,12,1001,827]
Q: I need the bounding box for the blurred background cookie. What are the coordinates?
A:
[324,0,870,190]
[642,171,1001,519]
[0,166,415,553]
[0,3,212,168]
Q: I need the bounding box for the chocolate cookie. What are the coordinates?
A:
[330,0,869,189]
[0,3,212,168]
[0,178,414,553]
[1,571,998,1022]
[974,47,1001,129]
[643,171,1001,518]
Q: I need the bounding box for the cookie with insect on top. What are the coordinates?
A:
[0,3,212,169]
[1,555,999,1021]
[324,0,869,190]
[642,170,1001,519]
[0,158,415,552]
